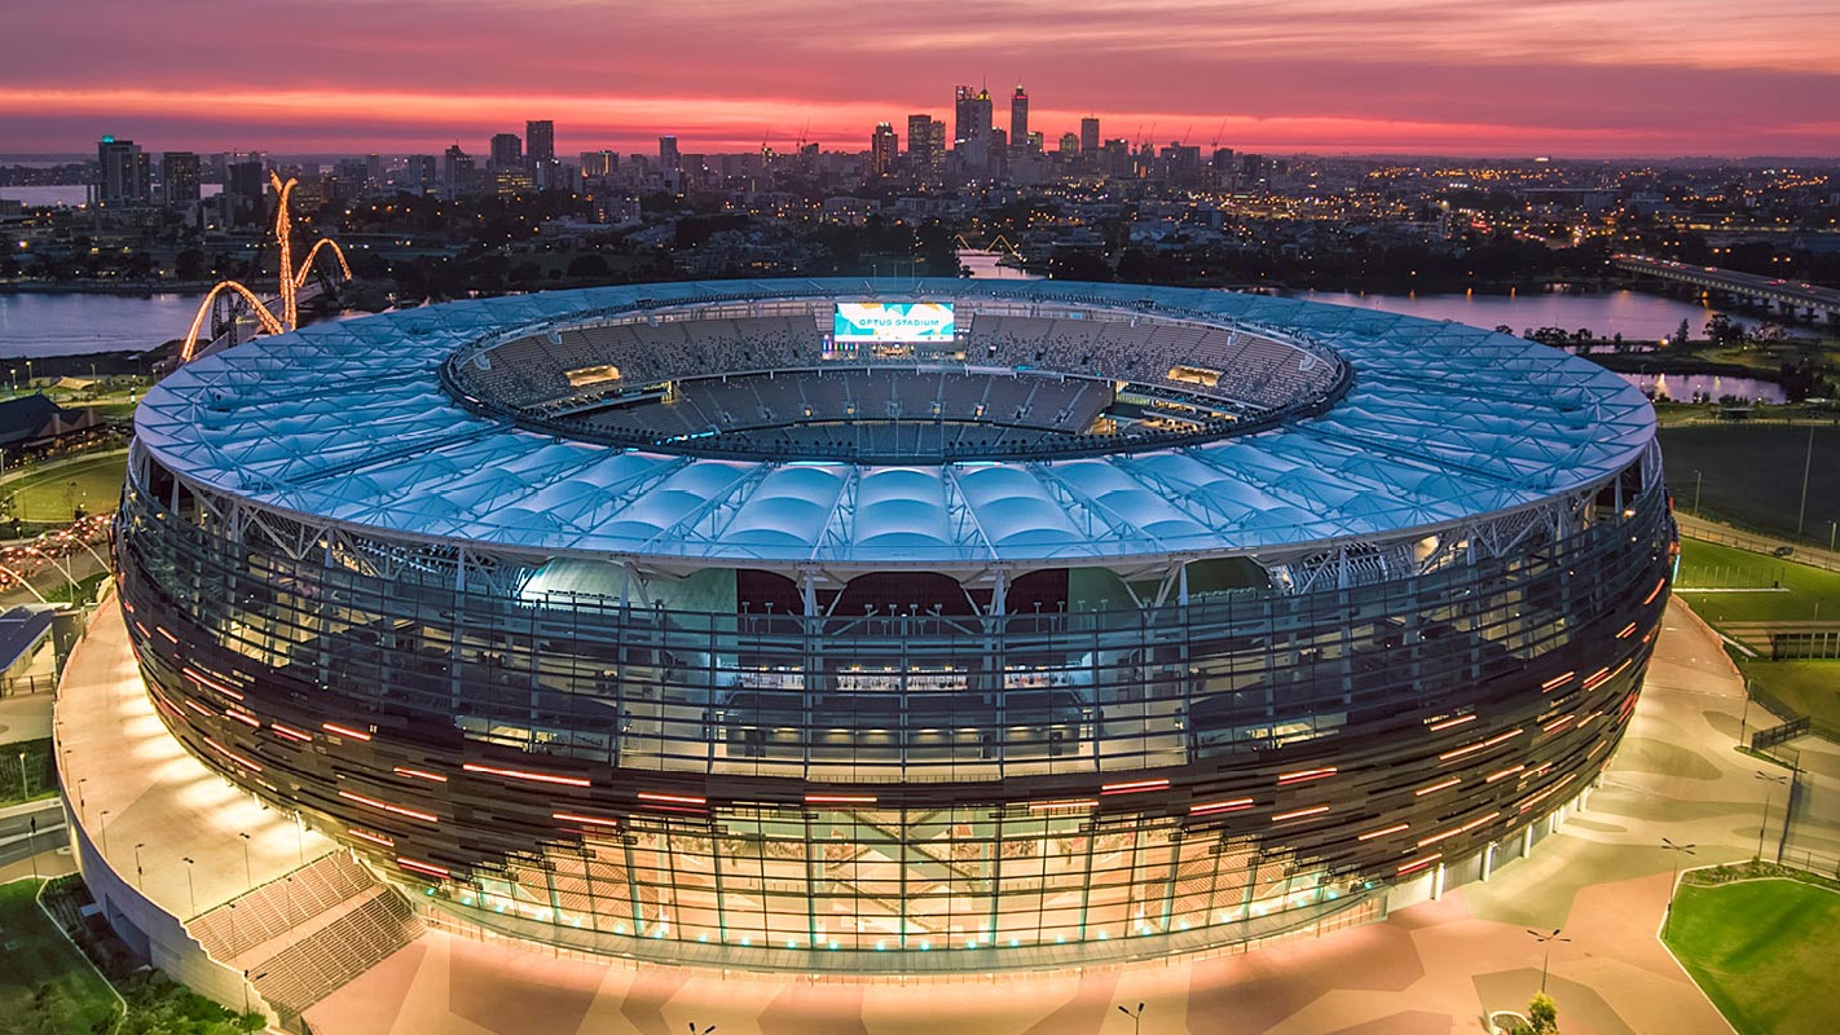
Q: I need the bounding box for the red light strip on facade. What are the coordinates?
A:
[1277,767,1337,786]
[553,811,620,828]
[1357,823,1409,841]
[1415,777,1461,796]
[1580,667,1612,691]
[202,737,263,772]
[1541,714,1576,735]
[1188,798,1255,816]
[181,698,213,718]
[394,767,448,783]
[1028,799,1098,812]
[155,626,177,644]
[1415,812,1498,847]
[224,709,260,729]
[1397,853,1442,876]
[182,666,243,700]
[322,722,372,741]
[348,827,395,848]
[636,792,707,806]
[1485,765,1526,783]
[1541,671,1574,693]
[1617,622,1637,639]
[1271,804,1329,822]
[804,794,878,804]
[1100,779,1171,795]
[1643,578,1666,606]
[270,722,311,743]
[397,857,450,879]
[1428,714,1476,732]
[462,763,590,787]
[338,790,437,823]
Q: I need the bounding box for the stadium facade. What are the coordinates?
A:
[115,278,1673,972]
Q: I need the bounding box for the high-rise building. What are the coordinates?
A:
[525,121,555,165]
[225,159,265,205]
[1058,132,1080,157]
[1080,117,1101,155]
[927,121,946,173]
[953,86,976,150]
[870,123,898,176]
[958,88,995,172]
[906,114,935,173]
[1010,85,1029,152]
[489,133,523,171]
[659,135,680,171]
[405,154,438,190]
[159,151,201,207]
[443,144,476,198]
[96,136,152,207]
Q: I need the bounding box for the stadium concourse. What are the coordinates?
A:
[57,592,1746,1034]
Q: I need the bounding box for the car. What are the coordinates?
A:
[1773,545,1795,558]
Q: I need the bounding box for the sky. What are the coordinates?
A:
[4,0,1839,159]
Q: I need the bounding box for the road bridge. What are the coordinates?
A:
[1613,254,1840,325]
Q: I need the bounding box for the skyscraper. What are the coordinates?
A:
[525,120,555,165]
[160,151,201,207]
[958,88,995,173]
[871,123,898,176]
[443,144,476,198]
[96,136,151,207]
[1010,85,1029,152]
[1080,117,1101,155]
[906,115,936,174]
[953,86,976,150]
[659,135,680,171]
[489,133,523,171]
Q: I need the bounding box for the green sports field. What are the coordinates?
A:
[0,880,120,1035]
[1664,878,1840,1035]
[1661,424,1840,544]
[3,452,128,523]
[1673,539,1840,626]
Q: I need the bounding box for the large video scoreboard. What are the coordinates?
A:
[831,302,956,346]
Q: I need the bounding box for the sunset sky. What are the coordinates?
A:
[5,0,1839,158]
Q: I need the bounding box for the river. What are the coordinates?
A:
[0,184,223,207]
[0,291,205,358]
[1287,287,1758,343]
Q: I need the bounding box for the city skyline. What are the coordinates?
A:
[3,0,1838,158]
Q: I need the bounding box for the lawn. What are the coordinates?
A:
[1664,878,1840,1035]
[0,737,57,809]
[1674,539,1840,626]
[1660,423,1840,545]
[0,879,121,1035]
[3,452,129,523]
[1739,660,1839,727]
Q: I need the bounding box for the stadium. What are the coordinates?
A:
[111,277,1673,974]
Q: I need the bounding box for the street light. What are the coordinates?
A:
[182,856,197,919]
[1527,928,1569,993]
[15,750,25,799]
[1661,838,1696,938]
[1755,770,1789,863]
[134,842,146,891]
[1117,1001,1146,1035]
[688,1024,715,1035]
[1692,469,1702,516]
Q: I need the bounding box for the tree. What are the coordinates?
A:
[1673,318,1691,347]
[1528,991,1559,1033]
[566,253,611,281]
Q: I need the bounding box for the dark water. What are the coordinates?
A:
[0,291,205,358]
[1291,287,1758,343]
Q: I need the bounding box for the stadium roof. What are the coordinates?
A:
[134,279,1657,568]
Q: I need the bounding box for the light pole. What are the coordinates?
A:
[15,750,26,799]
[134,842,146,891]
[1661,838,1696,938]
[1117,1001,1146,1035]
[1693,469,1702,516]
[1527,928,1569,993]
[98,808,110,857]
[1796,424,1814,536]
[182,856,197,919]
[688,1024,715,1035]
[1755,771,1788,863]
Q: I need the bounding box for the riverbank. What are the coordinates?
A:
[0,279,216,296]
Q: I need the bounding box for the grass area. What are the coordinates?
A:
[1674,539,1840,625]
[1661,424,1840,544]
[41,570,111,607]
[1664,877,1840,1035]
[3,452,127,523]
[0,737,57,809]
[1740,660,1839,726]
[0,880,121,1035]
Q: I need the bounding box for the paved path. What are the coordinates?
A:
[300,599,1761,1035]
[1676,512,1840,573]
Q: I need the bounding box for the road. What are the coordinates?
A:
[0,800,67,870]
